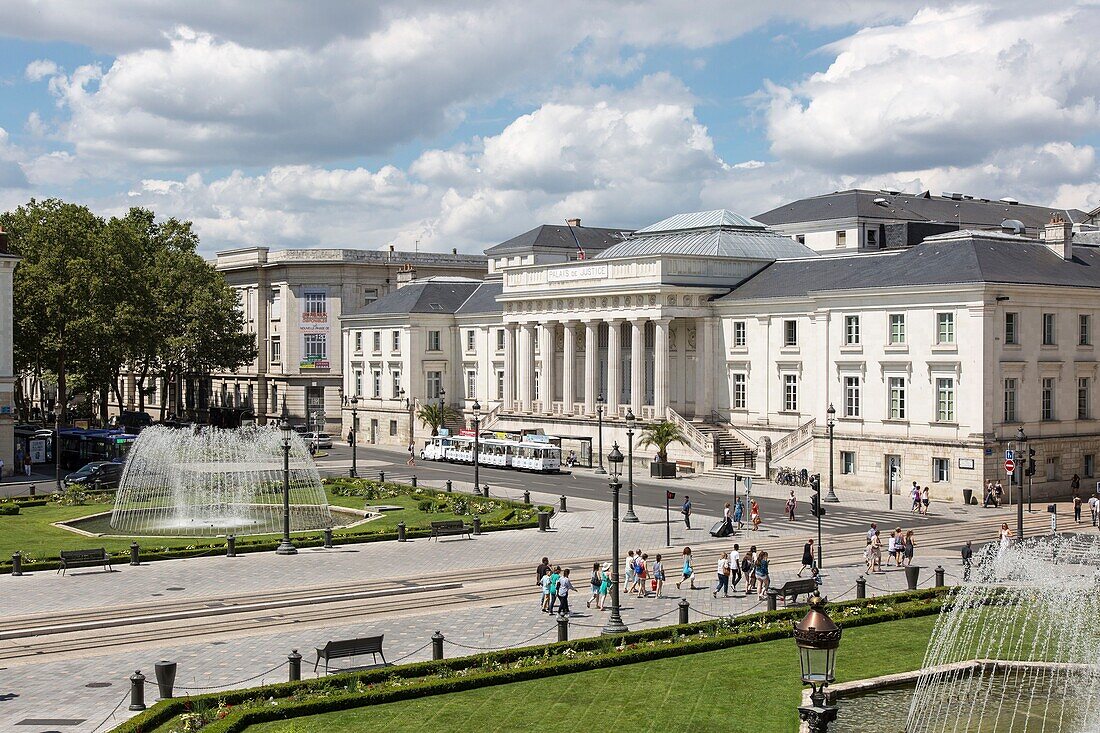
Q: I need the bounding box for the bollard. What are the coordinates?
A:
[226,534,237,558]
[557,613,569,642]
[432,631,445,660]
[411,475,418,488]
[523,490,530,505]
[904,565,921,591]
[935,565,945,588]
[28,484,35,498]
[154,660,176,700]
[559,495,567,513]
[288,649,302,682]
[766,588,779,612]
[397,521,407,542]
[856,575,866,599]
[678,598,690,625]
[11,551,22,577]
[378,470,385,483]
[129,542,140,566]
[446,480,453,493]
[128,670,146,711]
[483,484,490,498]
[537,511,550,532]
[323,528,333,549]
[472,516,482,535]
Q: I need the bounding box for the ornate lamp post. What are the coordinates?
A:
[276,400,297,555]
[400,387,412,447]
[794,593,842,732]
[472,400,481,494]
[349,395,358,478]
[623,408,639,522]
[595,393,606,474]
[825,404,839,503]
[601,443,629,635]
[54,403,63,491]
[439,386,446,411]
[1016,426,1027,541]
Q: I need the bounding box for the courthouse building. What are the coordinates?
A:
[0,228,17,476]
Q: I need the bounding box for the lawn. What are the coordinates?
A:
[246,614,937,733]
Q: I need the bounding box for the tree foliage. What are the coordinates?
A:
[416,402,460,436]
[636,420,687,464]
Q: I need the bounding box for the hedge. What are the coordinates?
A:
[110,588,948,733]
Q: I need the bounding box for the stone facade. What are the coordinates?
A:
[0,241,16,477]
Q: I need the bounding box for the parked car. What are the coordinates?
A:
[64,461,124,490]
[303,432,333,449]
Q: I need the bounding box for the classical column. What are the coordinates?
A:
[654,318,671,417]
[606,320,622,416]
[630,319,645,414]
[503,324,516,411]
[694,317,708,420]
[562,321,576,414]
[538,322,554,413]
[584,321,600,415]
[518,324,533,411]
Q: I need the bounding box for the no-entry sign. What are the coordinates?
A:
[1004,458,1016,474]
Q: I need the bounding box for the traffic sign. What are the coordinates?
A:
[1004,458,1016,474]
[1005,449,1015,461]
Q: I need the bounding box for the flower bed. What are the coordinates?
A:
[113,588,947,733]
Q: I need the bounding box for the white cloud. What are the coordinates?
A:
[24,59,59,82]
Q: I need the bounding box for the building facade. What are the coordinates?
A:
[0,228,16,476]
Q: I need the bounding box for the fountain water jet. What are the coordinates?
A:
[110,425,333,537]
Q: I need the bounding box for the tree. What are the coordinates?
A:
[636,420,687,464]
[416,403,459,436]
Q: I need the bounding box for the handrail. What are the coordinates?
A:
[480,402,503,430]
[665,407,713,457]
[771,417,816,461]
[707,410,759,452]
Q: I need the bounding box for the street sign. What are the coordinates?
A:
[1004,458,1016,474]
[1005,449,1015,461]
[744,476,753,492]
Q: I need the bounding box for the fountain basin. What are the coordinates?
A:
[58,505,373,538]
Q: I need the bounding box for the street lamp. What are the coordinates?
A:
[349,396,358,478]
[400,387,413,447]
[602,443,629,635]
[54,403,63,492]
[439,387,446,411]
[595,392,606,474]
[472,400,481,495]
[824,404,839,503]
[623,408,639,522]
[793,592,842,732]
[276,399,297,555]
[1016,426,1027,541]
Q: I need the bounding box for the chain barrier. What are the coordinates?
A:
[445,625,556,651]
[170,660,288,692]
[90,690,130,733]
[389,640,434,665]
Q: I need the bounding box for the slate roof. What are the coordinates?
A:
[634,209,764,233]
[755,189,1087,232]
[357,278,482,315]
[719,230,1100,301]
[455,280,504,315]
[484,225,627,255]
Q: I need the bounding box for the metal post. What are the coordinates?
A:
[432,631,445,660]
[379,470,385,484]
[473,412,480,495]
[397,521,407,542]
[154,661,176,700]
[678,598,689,625]
[128,670,146,711]
[624,423,638,522]
[595,402,606,474]
[446,480,453,492]
[767,588,778,612]
[472,516,482,535]
[935,566,945,588]
[276,432,296,555]
[55,408,63,493]
[1017,472,1025,543]
[323,527,333,548]
[28,483,35,498]
[288,650,302,681]
[129,542,140,566]
[825,414,839,502]
[226,534,236,557]
[559,495,567,513]
[483,484,489,498]
[411,475,418,487]
[350,399,358,478]
[856,575,866,599]
[557,613,569,642]
[523,490,530,504]
[602,477,629,635]
[665,491,671,547]
[11,551,22,577]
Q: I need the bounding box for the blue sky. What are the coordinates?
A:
[0,2,1096,254]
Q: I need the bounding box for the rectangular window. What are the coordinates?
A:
[1003,378,1017,423]
[889,377,906,420]
[733,374,746,409]
[796,234,806,244]
[496,329,505,351]
[1043,313,1056,345]
[1079,377,1090,420]
[844,315,860,345]
[270,384,278,411]
[733,321,747,348]
[269,287,281,319]
[889,313,906,344]
[783,320,798,347]
[497,370,505,400]
[866,229,877,247]
[270,336,281,364]
[354,332,363,353]
[467,330,476,352]
[936,312,955,344]
[392,331,400,352]
[304,291,326,315]
[841,451,856,475]
[466,370,476,399]
[1042,377,1055,420]
[1004,312,1018,345]
[363,288,378,306]
[933,457,950,483]
[783,374,798,412]
[389,420,398,436]
[304,333,327,360]
[391,371,401,399]
[353,370,362,397]
[836,230,846,247]
[936,378,955,422]
[844,376,861,418]
[371,371,381,399]
[372,331,381,352]
[1081,314,1091,346]
[428,330,441,351]
[533,370,540,401]
[1085,454,1095,478]
[426,371,442,400]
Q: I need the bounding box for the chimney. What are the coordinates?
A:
[0,225,8,254]
[566,218,581,227]
[396,262,417,288]
[1043,214,1074,260]
[389,244,395,252]
[452,247,457,255]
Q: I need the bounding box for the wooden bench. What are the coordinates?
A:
[314,634,387,674]
[430,519,473,541]
[58,548,113,575]
[675,460,695,474]
[776,577,817,605]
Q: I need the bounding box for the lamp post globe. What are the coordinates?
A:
[349,395,359,478]
[794,593,841,732]
[595,393,607,474]
[602,443,629,635]
[623,408,639,523]
[824,403,839,503]
[276,400,297,555]
[472,400,481,495]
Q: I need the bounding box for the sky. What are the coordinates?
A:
[0,1,1098,255]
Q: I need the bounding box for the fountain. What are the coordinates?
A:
[898,534,1100,732]
[108,425,334,537]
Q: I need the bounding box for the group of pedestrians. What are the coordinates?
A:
[710,544,773,599]
[537,557,579,615]
[982,480,1006,508]
[1072,494,1100,525]
[863,522,917,573]
[624,548,667,599]
[719,497,762,533]
[909,482,932,515]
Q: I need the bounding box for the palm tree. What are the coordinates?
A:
[416,402,459,436]
[636,420,687,464]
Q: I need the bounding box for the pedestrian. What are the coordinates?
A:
[636,553,649,598]
[983,482,994,508]
[407,442,416,466]
[867,523,878,542]
[903,530,915,567]
[556,568,574,616]
[999,523,1013,550]
[894,527,904,565]
[1074,495,1083,523]
[871,530,882,573]
[681,495,692,529]
[540,567,552,613]
[548,565,561,614]
[723,502,733,535]
[1072,473,1081,494]
[652,553,665,598]
[961,541,973,581]
[921,486,931,516]
[24,453,32,476]
[911,482,921,512]
[598,562,612,610]
[0,456,4,478]
[730,543,743,591]
[714,552,731,598]
[750,498,761,532]
[744,545,758,595]
[631,548,644,595]
[536,556,550,585]
[676,546,697,590]
[587,562,601,609]
[864,538,874,573]
[624,550,636,594]
[993,481,1003,507]
[733,499,745,530]
[887,531,898,567]
[308,441,317,456]
[1090,495,1100,526]
[346,429,354,447]
[755,551,771,600]
[786,491,797,521]
[798,539,815,577]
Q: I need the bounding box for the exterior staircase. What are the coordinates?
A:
[690,420,760,479]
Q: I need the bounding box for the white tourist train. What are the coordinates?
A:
[419,433,561,473]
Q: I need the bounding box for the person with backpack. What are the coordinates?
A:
[733,499,745,531]
[743,545,757,595]
[587,562,601,609]
[652,553,665,598]
[548,566,561,614]
[635,553,649,598]
[536,556,550,586]
[713,552,732,598]
[675,546,697,590]
[681,496,692,529]
[540,567,552,613]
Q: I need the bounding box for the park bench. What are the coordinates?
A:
[314,634,387,674]
[58,548,113,575]
[430,519,473,541]
[776,577,817,605]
